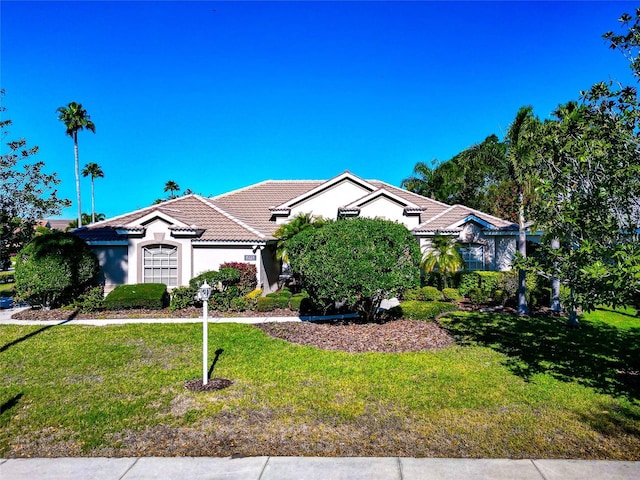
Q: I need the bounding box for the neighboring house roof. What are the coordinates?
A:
[39,219,73,231]
[74,171,516,244]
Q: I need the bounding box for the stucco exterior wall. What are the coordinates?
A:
[286,181,371,221]
[358,197,420,229]
[91,245,128,294]
[192,245,259,279]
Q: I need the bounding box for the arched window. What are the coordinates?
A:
[142,245,178,286]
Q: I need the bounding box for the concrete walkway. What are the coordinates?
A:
[1,457,639,480]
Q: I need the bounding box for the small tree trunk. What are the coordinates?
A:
[567,288,580,327]
[91,178,96,224]
[517,191,529,315]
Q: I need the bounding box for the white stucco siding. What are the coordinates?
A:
[192,245,258,278]
[287,181,372,221]
[91,246,128,293]
[358,197,419,229]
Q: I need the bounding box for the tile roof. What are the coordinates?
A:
[75,173,516,244]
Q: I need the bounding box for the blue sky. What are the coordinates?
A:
[1,0,637,220]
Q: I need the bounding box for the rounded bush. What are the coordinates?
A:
[420,286,443,301]
[442,288,462,302]
[399,300,458,321]
[170,286,197,311]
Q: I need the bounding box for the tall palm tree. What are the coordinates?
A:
[57,102,95,228]
[504,106,540,315]
[164,180,180,199]
[82,162,104,224]
[420,233,463,289]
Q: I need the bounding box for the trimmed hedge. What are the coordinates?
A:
[257,296,276,312]
[265,291,292,309]
[399,300,458,321]
[103,283,168,310]
[289,293,309,311]
[442,288,461,302]
[421,286,443,301]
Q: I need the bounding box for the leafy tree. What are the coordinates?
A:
[163,180,180,199]
[529,89,640,325]
[14,231,99,308]
[421,233,463,289]
[57,102,95,228]
[287,218,422,321]
[603,8,640,81]
[1,92,70,270]
[82,162,104,224]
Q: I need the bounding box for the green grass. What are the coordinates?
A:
[1,314,639,458]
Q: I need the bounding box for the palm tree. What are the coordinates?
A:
[504,106,540,315]
[401,161,436,198]
[164,180,180,199]
[57,102,96,228]
[420,233,463,289]
[273,213,324,263]
[82,162,104,224]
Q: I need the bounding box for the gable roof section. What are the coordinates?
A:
[414,204,515,233]
[75,195,268,243]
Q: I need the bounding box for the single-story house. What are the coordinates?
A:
[73,171,519,293]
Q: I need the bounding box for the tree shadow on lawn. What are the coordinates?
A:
[439,312,640,401]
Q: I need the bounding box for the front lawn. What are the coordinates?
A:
[1,311,639,458]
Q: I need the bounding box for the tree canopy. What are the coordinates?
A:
[1,91,70,270]
[287,218,421,322]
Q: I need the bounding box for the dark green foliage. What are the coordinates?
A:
[103,283,168,310]
[257,296,276,312]
[169,286,197,311]
[399,300,459,321]
[468,288,490,305]
[442,288,462,302]
[14,231,99,308]
[287,218,422,322]
[78,286,104,312]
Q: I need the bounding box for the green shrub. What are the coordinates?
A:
[399,300,458,321]
[287,217,421,322]
[403,287,422,301]
[442,288,461,302]
[266,292,290,309]
[468,288,489,305]
[477,271,503,297]
[170,286,197,311]
[458,273,479,297]
[0,271,15,284]
[78,286,104,313]
[219,262,257,295]
[103,283,168,310]
[493,289,507,305]
[230,296,248,312]
[420,286,443,301]
[257,296,276,312]
[14,231,99,308]
[289,293,309,311]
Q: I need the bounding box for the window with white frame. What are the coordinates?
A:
[460,244,485,271]
[142,245,178,286]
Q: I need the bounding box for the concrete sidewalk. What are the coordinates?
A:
[1,457,639,480]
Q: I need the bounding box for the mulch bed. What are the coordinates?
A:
[256,319,455,353]
[184,378,234,391]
